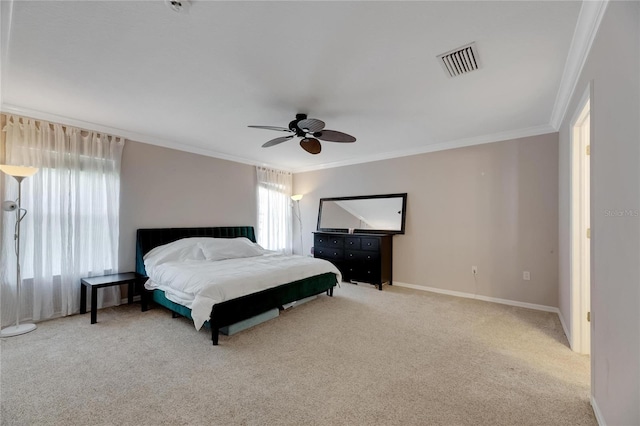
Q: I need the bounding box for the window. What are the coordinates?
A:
[1,115,124,324]
[256,167,292,254]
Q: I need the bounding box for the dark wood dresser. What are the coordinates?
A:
[313,232,392,290]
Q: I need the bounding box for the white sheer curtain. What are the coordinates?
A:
[256,166,293,254]
[1,115,124,326]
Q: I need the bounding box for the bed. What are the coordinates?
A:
[136,226,340,345]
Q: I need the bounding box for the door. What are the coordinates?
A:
[571,90,591,355]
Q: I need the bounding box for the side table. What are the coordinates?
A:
[80,272,146,324]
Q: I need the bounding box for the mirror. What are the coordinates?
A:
[317,193,407,234]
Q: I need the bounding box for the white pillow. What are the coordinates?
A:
[143,237,209,275]
[199,237,265,261]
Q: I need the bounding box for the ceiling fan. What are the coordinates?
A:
[248,114,356,155]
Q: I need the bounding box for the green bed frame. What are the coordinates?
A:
[135,226,337,345]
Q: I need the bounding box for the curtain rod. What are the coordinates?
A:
[256,166,292,174]
[2,113,123,140]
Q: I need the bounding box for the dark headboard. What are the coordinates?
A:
[135,226,257,276]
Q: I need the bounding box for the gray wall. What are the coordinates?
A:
[558,2,639,424]
[118,141,257,271]
[294,133,559,307]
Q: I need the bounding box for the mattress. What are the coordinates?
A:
[145,253,341,329]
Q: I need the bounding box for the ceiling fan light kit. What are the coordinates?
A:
[249,114,356,155]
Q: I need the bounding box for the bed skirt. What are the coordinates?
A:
[147,272,337,344]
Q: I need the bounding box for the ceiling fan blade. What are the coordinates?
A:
[297,118,325,133]
[262,135,294,148]
[314,129,356,143]
[300,138,322,154]
[249,125,292,132]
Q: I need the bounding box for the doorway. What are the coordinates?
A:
[570,87,591,355]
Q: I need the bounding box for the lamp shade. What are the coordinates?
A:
[291,194,303,201]
[0,165,39,178]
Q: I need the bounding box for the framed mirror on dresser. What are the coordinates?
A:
[313,193,407,290]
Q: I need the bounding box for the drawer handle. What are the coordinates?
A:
[319,239,323,243]
[319,250,323,254]
[367,271,371,274]
[349,241,353,245]
[333,252,337,256]
[367,255,371,259]
[367,243,372,246]
[349,254,353,257]
[333,240,337,244]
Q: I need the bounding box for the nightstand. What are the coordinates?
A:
[80,272,146,324]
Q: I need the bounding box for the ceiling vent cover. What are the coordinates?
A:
[437,42,480,78]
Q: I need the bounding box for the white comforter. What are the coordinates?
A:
[145,253,341,330]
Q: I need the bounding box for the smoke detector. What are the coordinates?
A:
[165,0,189,13]
[437,42,480,78]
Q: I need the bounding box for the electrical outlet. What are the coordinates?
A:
[523,271,531,281]
[472,266,478,275]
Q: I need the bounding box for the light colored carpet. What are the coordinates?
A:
[1,283,594,426]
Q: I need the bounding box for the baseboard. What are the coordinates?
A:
[557,310,572,348]
[393,282,559,313]
[590,395,606,426]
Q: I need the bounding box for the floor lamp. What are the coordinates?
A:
[291,194,304,255]
[0,164,39,337]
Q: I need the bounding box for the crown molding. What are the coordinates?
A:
[291,123,556,173]
[549,0,609,130]
[2,104,555,175]
[0,104,289,171]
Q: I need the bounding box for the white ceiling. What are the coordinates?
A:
[1,1,585,172]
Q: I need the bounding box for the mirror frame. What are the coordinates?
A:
[316,193,408,235]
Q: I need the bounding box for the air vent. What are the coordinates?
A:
[437,42,480,78]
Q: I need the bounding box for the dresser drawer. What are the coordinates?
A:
[314,234,344,248]
[344,237,360,249]
[345,250,379,262]
[360,238,380,251]
[351,266,381,284]
[315,247,343,260]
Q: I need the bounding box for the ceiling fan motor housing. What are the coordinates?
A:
[290,113,308,136]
